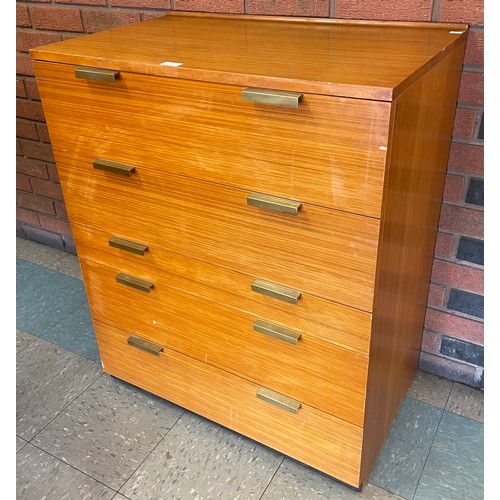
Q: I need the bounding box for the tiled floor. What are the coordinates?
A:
[16,237,484,500]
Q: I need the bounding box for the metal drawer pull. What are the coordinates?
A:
[253,319,302,345]
[75,67,120,83]
[109,237,148,256]
[257,388,301,414]
[242,88,303,108]
[247,193,302,215]
[251,279,301,304]
[116,273,154,293]
[93,158,135,176]
[127,335,163,356]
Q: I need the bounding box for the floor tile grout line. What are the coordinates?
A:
[258,456,285,500]
[407,384,483,424]
[16,240,69,268]
[114,407,187,493]
[15,337,38,356]
[16,322,102,366]
[17,255,82,283]
[410,406,446,500]
[25,440,121,496]
[444,382,455,410]
[441,382,484,424]
[18,295,90,344]
[26,372,105,446]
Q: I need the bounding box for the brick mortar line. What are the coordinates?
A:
[451,137,484,146]
[429,279,484,300]
[462,64,484,73]
[426,303,484,324]
[17,188,62,203]
[431,253,484,272]
[440,198,484,211]
[446,168,483,180]
[431,350,484,368]
[432,254,484,271]
[435,227,483,240]
[456,102,484,111]
[431,0,441,22]
[329,0,335,18]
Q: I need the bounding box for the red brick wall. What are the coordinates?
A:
[16,0,484,389]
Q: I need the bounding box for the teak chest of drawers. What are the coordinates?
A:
[31,12,467,489]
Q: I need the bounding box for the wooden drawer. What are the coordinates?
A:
[72,223,373,354]
[57,155,380,311]
[81,259,368,426]
[95,319,364,487]
[34,60,391,218]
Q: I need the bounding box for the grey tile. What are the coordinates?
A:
[34,375,184,491]
[37,303,100,362]
[369,397,442,499]
[17,436,28,452]
[16,258,44,284]
[262,459,404,499]
[407,370,453,409]
[17,443,116,500]
[445,382,484,422]
[16,265,87,335]
[413,410,483,500]
[16,237,67,267]
[17,328,37,353]
[17,338,102,440]
[113,496,131,500]
[120,412,283,499]
[48,253,83,280]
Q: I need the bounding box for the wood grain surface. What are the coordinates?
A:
[33,61,390,218]
[72,223,373,355]
[359,42,467,483]
[30,13,467,101]
[95,319,364,487]
[52,153,380,312]
[29,13,467,489]
[81,258,368,426]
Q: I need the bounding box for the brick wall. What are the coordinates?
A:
[16,0,484,388]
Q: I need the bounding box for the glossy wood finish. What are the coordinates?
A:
[71,223,373,355]
[52,154,380,312]
[31,14,467,490]
[30,13,467,101]
[33,61,390,218]
[80,258,368,426]
[95,320,364,487]
[359,43,467,483]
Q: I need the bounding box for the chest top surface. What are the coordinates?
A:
[30,12,467,101]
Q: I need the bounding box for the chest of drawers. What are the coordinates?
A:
[31,12,467,489]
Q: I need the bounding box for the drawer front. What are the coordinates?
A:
[56,155,380,311]
[72,223,373,354]
[34,60,390,218]
[81,259,368,426]
[95,320,363,488]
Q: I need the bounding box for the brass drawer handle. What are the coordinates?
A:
[93,158,135,177]
[253,319,302,345]
[252,279,301,304]
[242,88,303,108]
[257,388,301,414]
[116,272,154,293]
[247,193,302,215]
[109,237,148,256]
[75,67,120,83]
[127,335,163,356]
